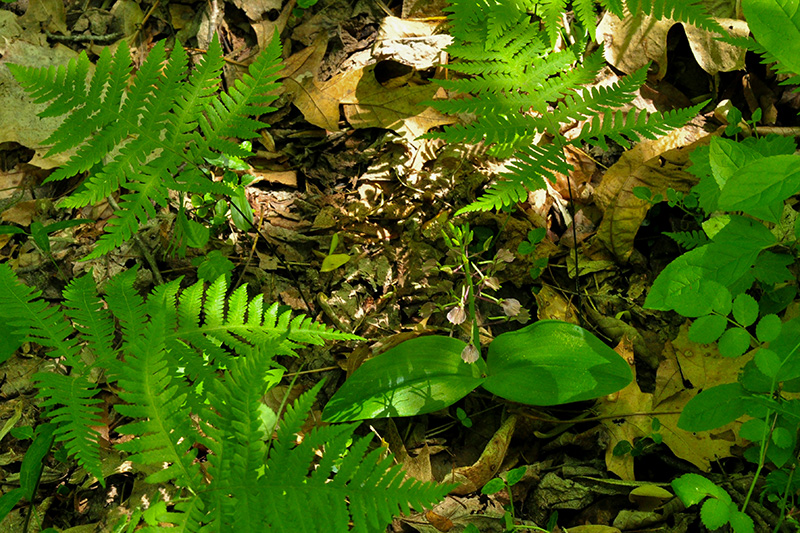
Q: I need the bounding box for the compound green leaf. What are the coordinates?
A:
[689,315,728,344]
[321,336,485,422]
[732,294,759,327]
[646,218,770,316]
[717,155,800,222]
[765,316,800,381]
[678,383,748,431]
[718,327,751,357]
[742,0,800,76]
[482,320,631,405]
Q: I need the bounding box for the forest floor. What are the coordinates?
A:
[0,0,799,531]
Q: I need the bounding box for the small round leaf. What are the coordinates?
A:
[689,315,728,344]
[732,294,759,326]
[756,314,781,343]
[700,498,731,530]
[728,510,755,533]
[739,418,768,442]
[718,327,751,358]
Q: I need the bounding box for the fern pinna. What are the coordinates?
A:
[8,35,282,259]
[428,0,713,213]
[0,267,447,530]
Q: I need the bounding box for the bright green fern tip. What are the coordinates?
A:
[431,0,706,213]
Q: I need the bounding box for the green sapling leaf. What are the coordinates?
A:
[718,327,751,357]
[678,383,747,431]
[728,509,755,533]
[732,294,759,326]
[689,315,728,344]
[739,418,768,442]
[753,348,781,379]
[756,314,782,343]
[742,0,800,77]
[482,478,505,495]
[671,473,725,506]
[506,466,526,486]
[772,427,793,449]
[718,155,800,222]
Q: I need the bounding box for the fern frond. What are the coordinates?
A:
[548,63,647,125]
[0,266,105,481]
[538,0,569,45]
[63,272,115,365]
[574,0,599,35]
[34,372,104,481]
[664,229,708,250]
[257,384,452,533]
[0,264,80,364]
[201,345,287,530]
[623,0,721,33]
[113,311,204,489]
[457,143,571,214]
[10,34,284,258]
[575,102,705,148]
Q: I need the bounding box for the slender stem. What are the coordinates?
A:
[462,244,481,351]
[743,411,778,512]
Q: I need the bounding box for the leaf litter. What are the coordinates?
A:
[0,0,799,531]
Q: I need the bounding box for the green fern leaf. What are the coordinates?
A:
[576,102,706,148]
[625,0,722,33]
[34,372,104,480]
[457,143,572,213]
[664,229,709,250]
[10,33,283,259]
[0,264,79,363]
[256,384,452,533]
[113,310,204,489]
[0,266,106,481]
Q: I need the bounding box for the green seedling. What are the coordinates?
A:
[516,228,548,280]
[672,474,754,533]
[613,417,663,458]
[455,407,472,428]
[318,232,350,272]
[0,219,92,256]
[476,466,550,532]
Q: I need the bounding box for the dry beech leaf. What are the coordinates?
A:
[593,121,715,261]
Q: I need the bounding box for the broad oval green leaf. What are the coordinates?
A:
[678,383,747,432]
[482,320,632,406]
[321,336,485,422]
